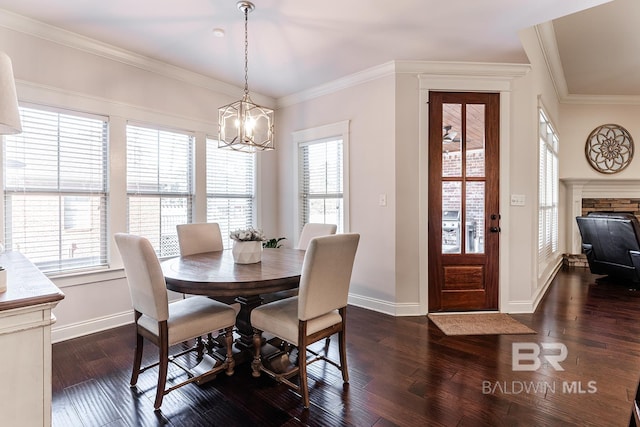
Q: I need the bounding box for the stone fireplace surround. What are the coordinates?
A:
[562,179,640,262]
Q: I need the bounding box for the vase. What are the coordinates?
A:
[232,240,262,264]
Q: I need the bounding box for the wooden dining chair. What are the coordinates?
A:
[250,233,360,408]
[176,222,224,255]
[296,223,337,250]
[114,233,236,410]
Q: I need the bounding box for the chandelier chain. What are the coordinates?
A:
[243,6,249,96]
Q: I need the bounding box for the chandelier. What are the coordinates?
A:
[218,1,274,153]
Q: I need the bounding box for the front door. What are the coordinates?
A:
[428,92,500,311]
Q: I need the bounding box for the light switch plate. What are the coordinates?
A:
[510,194,525,206]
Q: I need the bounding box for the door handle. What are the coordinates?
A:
[490,227,501,233]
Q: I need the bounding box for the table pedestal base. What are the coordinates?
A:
[234,294,264,349]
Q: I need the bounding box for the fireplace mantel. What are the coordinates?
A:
[561,178,640,253]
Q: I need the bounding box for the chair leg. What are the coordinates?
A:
[196,336,205,360]
[298,321,310,408]
[324,337,331,354]
[338,329,349,383]
[223,326,235,376]
[130,331,144,387]
[251,329,263,378]
[339,308,349,383]
[154,323,169,411]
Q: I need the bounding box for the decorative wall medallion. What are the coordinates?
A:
[585,123,634,174]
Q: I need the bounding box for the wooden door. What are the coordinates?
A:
[428,92,500,311]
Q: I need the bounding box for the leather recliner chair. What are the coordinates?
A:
[576,211,640,284]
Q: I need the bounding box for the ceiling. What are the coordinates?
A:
[0,0,632,101]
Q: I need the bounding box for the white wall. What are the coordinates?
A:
[560,104,640,180]
[276,74,399,312]
[510,26,565,310]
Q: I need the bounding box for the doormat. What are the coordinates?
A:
[428,313,536,336]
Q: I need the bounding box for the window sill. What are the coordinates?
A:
[48,267,126,289]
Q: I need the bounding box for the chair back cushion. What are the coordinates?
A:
[177,223,224,255]
[114,233,169,321]
[298,233,359,321]
[296,223,338,250]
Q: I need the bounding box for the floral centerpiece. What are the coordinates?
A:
[230,227,266,242]
[230,227,265,264]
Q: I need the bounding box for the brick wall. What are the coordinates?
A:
[582,198,640,220]
[442,150,485,250]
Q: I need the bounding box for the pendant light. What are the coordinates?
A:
[218,1,274,153]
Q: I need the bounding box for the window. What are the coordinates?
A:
[126,124,193,257]
[4,106,108,274]
[294,121,349,237]
[538,108,559,267]
[206,139,256,248]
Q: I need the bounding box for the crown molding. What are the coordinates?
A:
[536,21,640,106]
[276,61,397,108]
[398,60,530,78]
[0,8,276,108]
[277,60,530,108]
[560,94,640,105]
[535,22,569,102]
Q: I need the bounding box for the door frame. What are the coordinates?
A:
[417,65,526,314]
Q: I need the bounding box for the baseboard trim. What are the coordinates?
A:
[348,293,423,316]
[52,310,133,343]
[502,261,561,314]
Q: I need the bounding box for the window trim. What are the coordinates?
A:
[537,104,559,273]
[292,120,350,246]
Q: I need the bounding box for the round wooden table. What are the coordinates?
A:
[161,248,306,348]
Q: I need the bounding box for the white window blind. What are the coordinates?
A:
[126,124,193,257]
[206,139,255,248]
[538,108,559,264]
[4,106,108,274]
[298,137,344,234]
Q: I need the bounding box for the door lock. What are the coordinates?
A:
[490,226,501,233]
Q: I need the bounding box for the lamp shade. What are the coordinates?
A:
[0,51,21,135]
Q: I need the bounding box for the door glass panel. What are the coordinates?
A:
[442,103,461,177]
[466,104,485,177]
[442,181,461,254]
[466,181,485,254]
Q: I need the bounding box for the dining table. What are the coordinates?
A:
[161,247,306,353]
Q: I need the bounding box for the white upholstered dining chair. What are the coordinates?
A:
[114,233,236,410]
[176,222,240,310]
[296,223,337,250]
[250,233,360,408]
[176,222,224,255]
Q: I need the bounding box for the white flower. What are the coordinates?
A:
[230,227,266,242]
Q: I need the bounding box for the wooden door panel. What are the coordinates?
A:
[443,266,484,290]
[440,291,487,311]
[428,92,499,311]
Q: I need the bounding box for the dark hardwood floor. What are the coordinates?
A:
[52,267,640,426]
